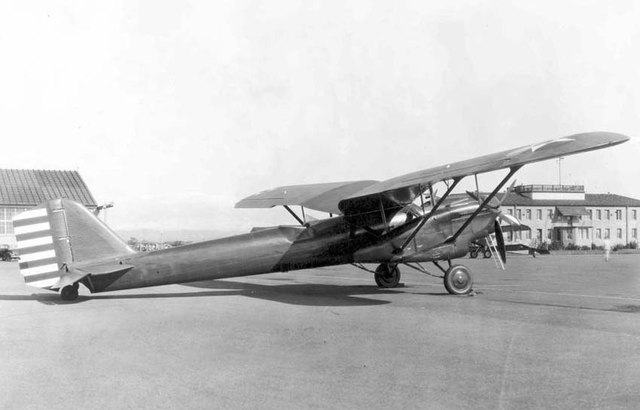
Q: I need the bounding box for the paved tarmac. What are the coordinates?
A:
[1,254,639,409]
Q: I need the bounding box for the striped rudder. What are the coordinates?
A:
[13,199,135,291]
[13,207,61,289]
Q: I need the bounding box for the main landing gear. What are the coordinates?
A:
[443,265,473,295]
[60,282,79,301]
[402,261,474,295]
[355,261,473,295]
[374,263,401,288]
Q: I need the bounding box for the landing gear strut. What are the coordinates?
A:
[60,282,79,301]
[374,263,401,288]
[444,265,473,295]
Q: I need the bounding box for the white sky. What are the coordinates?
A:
[1,0,639,232]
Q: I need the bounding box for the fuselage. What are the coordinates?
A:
[85,198,499,293]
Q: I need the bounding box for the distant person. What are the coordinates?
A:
[529,238,538,258]
[603,239,612,262]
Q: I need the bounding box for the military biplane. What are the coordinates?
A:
[12,132,629,300]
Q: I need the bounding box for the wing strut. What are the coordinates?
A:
[379,195,390,233]
[283,205,305,225]
[445,166,521,244]
[395,177,462,253]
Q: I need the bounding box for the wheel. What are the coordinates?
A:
[60,284,79,301]
[469,249,478,258]
[483,249,492,258]
[444,265,473,295]
[374,264,401,288]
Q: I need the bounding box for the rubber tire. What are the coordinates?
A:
[60,285,79,301]
[469,249,478,259]
[444,265,473,295]
[374,264,401,288]
[483,249,492,259]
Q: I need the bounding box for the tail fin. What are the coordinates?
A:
[13,199,135,290]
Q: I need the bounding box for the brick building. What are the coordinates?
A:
[502,184,640,248]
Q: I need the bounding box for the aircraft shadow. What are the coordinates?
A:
[0,281,394,307]
[0,290,244,305]
[183,279,394,307]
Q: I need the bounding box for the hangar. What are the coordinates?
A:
[502,184,640,248]
[0,169,97,247]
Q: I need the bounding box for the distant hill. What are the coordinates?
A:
[115,229,244,243]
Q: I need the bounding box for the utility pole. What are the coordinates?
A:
[557,157,564,186]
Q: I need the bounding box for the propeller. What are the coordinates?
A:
[493,220,507,264]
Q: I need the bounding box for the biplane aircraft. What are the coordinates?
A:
[13,132,629,300]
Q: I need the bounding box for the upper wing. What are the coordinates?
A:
[338,132,629,215]
[235,180,379,215]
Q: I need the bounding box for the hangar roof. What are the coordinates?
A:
[0,169,97,207]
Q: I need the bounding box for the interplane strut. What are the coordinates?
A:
[395,177,462,253]
[445,166,521,244]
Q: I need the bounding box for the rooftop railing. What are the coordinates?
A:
[514,184,585,193]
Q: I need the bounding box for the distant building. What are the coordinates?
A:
[502,184,640,248]
[0,169,97,247]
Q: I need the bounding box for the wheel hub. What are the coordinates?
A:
[452,271,469,288]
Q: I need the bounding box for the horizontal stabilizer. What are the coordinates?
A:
[73,261,135,276]
[52,262,134,289]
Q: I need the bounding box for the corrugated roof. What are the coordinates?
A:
[502,192,640,207]
[0,169,97,207]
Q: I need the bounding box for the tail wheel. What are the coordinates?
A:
[483,249,492,258]
[60,284,79,301]
[444,265,473,295]
[374,264,401,288]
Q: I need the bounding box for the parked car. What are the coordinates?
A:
[0,244,18,262]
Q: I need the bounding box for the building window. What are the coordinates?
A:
[616,210,622,220]
[587,210,592,220]
[606,210,610,220]
[547,209,553,219]
[0,207,31,234]
[547,229,552,240]
[596,229,602,239]
[605,229,610,239]
[537,209,542,220]
[633,228,637,239]
[526,209,531,220]
[617,228,622,239]
[596,209,601,220]
[507,209,513,216]
[567,230,573,240]
[536,229,542,241]
[517,209,522,219]
[633,210,637,220]
[525,230,531,240]
[585,229,590,240]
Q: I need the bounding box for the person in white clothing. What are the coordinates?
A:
[603,238,612,262]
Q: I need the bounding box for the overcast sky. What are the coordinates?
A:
[1,0,639,233]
